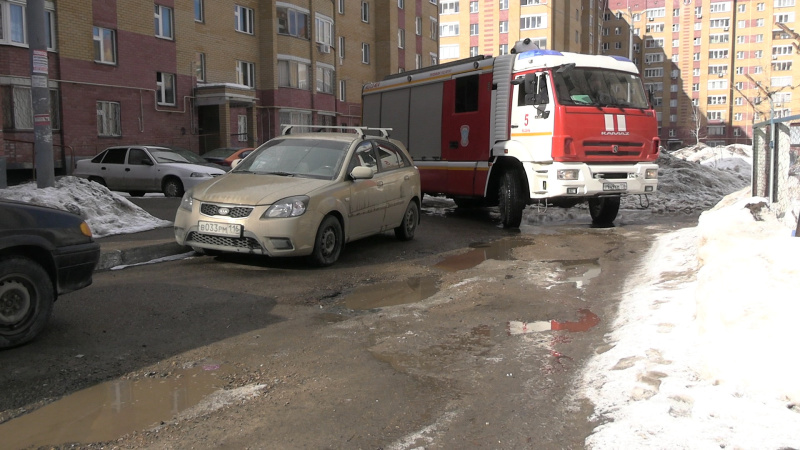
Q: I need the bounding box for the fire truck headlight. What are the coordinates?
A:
[557,169,579,180]
[645,169,658,179]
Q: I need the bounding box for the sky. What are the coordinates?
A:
[2,145,800,449]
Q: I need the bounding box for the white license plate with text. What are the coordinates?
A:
[602,182,627,191]
[198,221,242,237]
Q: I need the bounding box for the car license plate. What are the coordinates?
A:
[603,182,627,191]
[198,221,242,237]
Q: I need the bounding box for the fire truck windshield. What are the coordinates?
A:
[553,68,650,109]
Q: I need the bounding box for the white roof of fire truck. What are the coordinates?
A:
[362,49,640,94]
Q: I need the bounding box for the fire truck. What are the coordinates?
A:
[361,40,660,228]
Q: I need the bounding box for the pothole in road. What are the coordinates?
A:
[0,364,229,448]
[340,276,440,310]
[433,236,535,272]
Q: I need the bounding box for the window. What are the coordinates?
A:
[470,24,479,35]
[500,21,508,33]
[707,79,728,90]
[338,36,345,59]
[521,15,547,29]
[195,0,204,22]
[645,38,664,48]
[431,53,438,65]
[93,27,116,64]
[441,22,459,36]
[3,86,60,130]
[338,0,345,14]
[775,12,795,23]
[316,14,333,45]
[707,125,725,135]
[398,0,405,8]
[97,101,121,136]
[644,68,663,78]
[670,114,677,122]
[441,44,459,59]
[709,2,731,12]
[500,0,509,9]
[499,44,508,55]
[339,80,346,102]
[361,1,369,22]
[455,75,479,113]
[415,53,422,69]
[237,115,247,142]
[154,4,173,39]
[279,110,312,133]
[430,17,438,39]
[757,2,765,10]
[156,72,175,105]
[440,1,459,14]
[278,6,309,38]
[470,1,479,12]
[709,18,730,28]
[235,5,255,34]
[416,17,422,35]
[738,4,746,12]
[734,113,743,121]
[278,58,311,89]
[2,2,55,49]
[707,95,727,105]
[709,33,730,44]
[773,61,793,71]
[470,46,479,56]
[316,64,334,93]
[362,43,370,64]
[709,49,729,59]
[195,53,205,82]
[237,61,255,88]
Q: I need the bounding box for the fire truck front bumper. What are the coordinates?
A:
[526,162,658,199]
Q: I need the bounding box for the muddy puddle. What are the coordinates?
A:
[0,364,227,448]
[341,276,439,310]
[555,258,602,288]
[434,237,534,271]
[508,309,601,335]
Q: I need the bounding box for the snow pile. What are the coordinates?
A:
[0,176,170,238]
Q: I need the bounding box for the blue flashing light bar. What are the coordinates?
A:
[610,55,633,63]
[517,49,564,59]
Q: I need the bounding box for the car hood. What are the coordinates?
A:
[191,173,331,205]
[160,162,226,174]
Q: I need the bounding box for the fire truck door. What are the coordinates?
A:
[510,72,555,163]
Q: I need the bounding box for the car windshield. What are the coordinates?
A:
[203,148,241,159]
[232,138,349,180]
[553,68,650,109]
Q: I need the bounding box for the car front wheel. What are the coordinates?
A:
[162,178,185,197]
[310,216,343,266]
[0,256,55,349]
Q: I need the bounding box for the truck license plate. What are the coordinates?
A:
[603,182,627,191]
[198,221,242,237]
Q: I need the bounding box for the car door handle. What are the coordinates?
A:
[125,168,131,172]
[449,141,458,149]
[101,167,107,170]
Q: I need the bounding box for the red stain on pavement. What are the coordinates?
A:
[550,309,600,332]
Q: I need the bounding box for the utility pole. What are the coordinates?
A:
[26,0,54,188]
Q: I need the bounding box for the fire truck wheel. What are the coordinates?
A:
[498,171,524,228]
[588,196,621,224]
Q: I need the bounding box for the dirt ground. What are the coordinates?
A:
[0,206,699,449]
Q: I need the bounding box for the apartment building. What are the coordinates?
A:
[0,0,438,176]
[438,0,604,62]
[604,0,799,148]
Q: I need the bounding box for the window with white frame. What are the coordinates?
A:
[672,23,680,32]
[709,2,731,12]
[708,49,729,59]
[500,0,509,9]
[775,12,795,23]
[361,1,369,22]
[644,68,663,78]
[754,66,763,73]
[416,16,422,35]
[236,61,255,88]
[736,51,745,59]
[521,14,547,29]
[522,0,540,4]
[97,101,120,136]
[737,20,746,28]
[338,0,345,14]
[646,7,665,19]
[279,110,312,133]
[237,115,247,142]
[470,1,479,12]
[195,52,205,82]
[316,14,333,45]
[709,18,730,28]
[773,45,793,56]
[758,2,765,10]
[645,53,664,63]
[756,18,764,26]
[773,61,793,71]
[645,38,664,48]
[645,23,664,32]
[707,95,727,105]
[415,53,422,69]
[430,17,438,39]
[339,80,346,102]
[754,49,763,58]
[156,72,176,105]
[707,125,725,135]
[398,0,404,8]
[470,46,478,56]
[398,28,405,48]
[693,68,701,76]
[154,4,173,39]
[93,27,116,64]
[440,22,459,36]
[430,53,438,65]
[694,52,700,61]
[316,64,334,93]
[775,0,795,6]
[670,114,677,122]
[734,112,743,121]
[707,79,728,90]
[441,44,459,59]
[615,42,622,49]
[338,36,345,58]
[615,27,621,35]
[470,24,479,35]
[4,86,60,130]
[278,5,309,38]
[278,57,311,89]
[708,64,727,74]
[235,5,254,34]
[709,33,729,44]
[499,44,508,55]
[195,0,204,22]
[735,67,743,74]
[362,42,370,63]
[440,0,459,14]
[499,21,508,33]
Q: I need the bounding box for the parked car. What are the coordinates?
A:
[0,200,100,349]
[201,147,255,167]
[74,146,226,197]
[166,147,230,172]
[174,126,421,266]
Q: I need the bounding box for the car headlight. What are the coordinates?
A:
[263,196,309,218]
[645,169,658,179]
[180,192,194,211]
[190,172,213,177]
[557,169,580,180]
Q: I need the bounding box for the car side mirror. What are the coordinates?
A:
[350,166,374,180]
[141,159,154,166]
[231,159,242,169]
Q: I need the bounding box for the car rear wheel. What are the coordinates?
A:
[395,201,419,241]
[162,178,184,197]
[88,176,107,188]
[0,256,55,349]
[310,216,343,266]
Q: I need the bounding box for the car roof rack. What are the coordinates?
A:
[280,125,393,139]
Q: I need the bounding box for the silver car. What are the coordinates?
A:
[174,127,422,266]
[74,146,225,197]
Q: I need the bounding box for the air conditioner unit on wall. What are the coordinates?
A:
[318,43,331,54]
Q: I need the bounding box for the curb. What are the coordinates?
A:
[96,240,191,271]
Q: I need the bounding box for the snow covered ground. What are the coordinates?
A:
[1,144,799,448]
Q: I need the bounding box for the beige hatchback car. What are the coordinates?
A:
[174,127,421,266]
